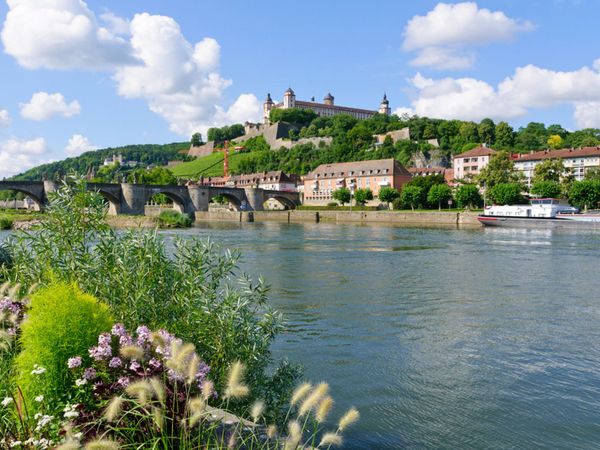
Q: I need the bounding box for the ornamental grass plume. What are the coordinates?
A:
[316,395,334,423]
[119,345,144,360]
[55,441,81,450]
[0,281,10,296]
[319,432,343,448]
[84,438,120,450]
[266,424,277,439]
[186,354,200,385]
[299,382,329,416]
[201,379,214,400]
[125,380,152,406]
[338,407,360,432]
[283,420,302,450]
[291,382,312,406]
[152,406,164,431]
[104,396,124,423]
[224,361,249,400]
[250,399,265,423]
[149,377,165,405]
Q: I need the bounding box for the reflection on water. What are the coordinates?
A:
[3,224,600,449]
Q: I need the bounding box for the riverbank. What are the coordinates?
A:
[193,209,481,227]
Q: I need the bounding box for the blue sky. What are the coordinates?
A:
[0,0,599,177]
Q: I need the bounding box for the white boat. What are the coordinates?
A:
[478,198,600,229]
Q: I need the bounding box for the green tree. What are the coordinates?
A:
[400,185,423,210]
[354,188,373,205]
[478,118,496,145]
[427,184,453,210]
[495,121,515,149]
[332,187,351,206]
[190,132,203,147]
[459,122,479,143]
[476,152,521,188]
[532,158,566,183]
[488,183,524,205]
[585,167,600,181]
[547,134,563,150]
[568,180,600,210]
[269,108,317,127]
[455,184,483,209]
[378,186,400,208]
[530,180,562,198]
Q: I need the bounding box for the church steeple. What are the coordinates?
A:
[379,93,391,115]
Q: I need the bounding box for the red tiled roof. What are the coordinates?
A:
[305,158,410,179]
[453,147,496,158]
[513,147,600,162]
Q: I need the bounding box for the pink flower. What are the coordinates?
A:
[111,323,127,337]
[109,357,123,368]
[83,367,96,380]
[98,333,112,346]
[89,344,112,361]
[67,357,82,369]
[136,326,151,345]
[119,334,133,346]
[117,376,130,387]
[129,361,141,372]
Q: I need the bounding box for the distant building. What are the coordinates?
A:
[408,167,454,185]
[103,154,123,166]
[513,147,600,187]
[263,88,391,124]
[453,147,496,182]
[201,171,298,192]
[303,158,412,205]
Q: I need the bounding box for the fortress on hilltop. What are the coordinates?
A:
[262,88,391,123]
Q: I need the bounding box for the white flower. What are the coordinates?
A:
[34,414,53,431]
[34,395,44,402]
[10,441,22,448]
[30,364,47,375]
[75,378,87,386]
[63,410,79,419]
[1,397,13,407]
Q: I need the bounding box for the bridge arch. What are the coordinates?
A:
[95,188,121,215]
[0,187,45,211]
[263,194,296,210]
[208,191,243,211]
[145,188,192,215]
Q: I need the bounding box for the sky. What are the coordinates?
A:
[0,0,599,177]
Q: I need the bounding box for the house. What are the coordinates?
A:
[453,147,496,181]
[201,171,298,192]
[303,158,412,205]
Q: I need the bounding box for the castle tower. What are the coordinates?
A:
[283,87,296,109]
[323,92,334,106]
[379,93,391,115]
[263,93,274,124]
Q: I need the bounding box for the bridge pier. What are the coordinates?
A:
[120,183,147,215]
[243,188,265,211]
[188,186,211,213]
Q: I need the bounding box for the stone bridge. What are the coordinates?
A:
[0,181,301,217]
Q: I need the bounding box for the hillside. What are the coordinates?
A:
[171,151,247,178]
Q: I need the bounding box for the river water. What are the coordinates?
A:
[4,223,600,449]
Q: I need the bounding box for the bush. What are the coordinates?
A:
[0,218,13,230]
[15,282,113,409]
[326,202,338,207]
[157,209,193,228]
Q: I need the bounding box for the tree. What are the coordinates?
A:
[476,152,521,188]
[547,134,563,150]
[190,132,203,147]
[459,122,479,143]
[207,124,245,143]
[478,118,495,145]
[400,185,423,211]
[585,167,600,181]
[332,187,351,206]
[378,186,400,208]
[495,121,515,149]
[488,183,524,205]
[568,180,600,210]
[269,108,317,127]
[427,184,452,210]
[530,180,562,199]
[455,184,483,209]
[532,158,566,183]
[354,188,373,205]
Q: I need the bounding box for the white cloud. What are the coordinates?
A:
[403,2,534,70]
[1,1,260,137]
[1,0,136,70]
[65,134,98,156]
[405,61,600,127]
[0,109,11,127]
[20,92,81,121]
[392,107,415,118]
[0,137,49,178]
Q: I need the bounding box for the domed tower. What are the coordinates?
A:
[263,93,274,124]
[379,93,391,115]
[283,87,296,109]
[323,92,334,106]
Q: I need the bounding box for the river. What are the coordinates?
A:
[4,223,600,449]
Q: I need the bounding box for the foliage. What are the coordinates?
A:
[476,152,521,188]
[207,124,245,143]
[494,121,515,149]
[332,188,351,206]
[568,180,600,210]
[585,167,600,181]
[131,167,178,185]
[488,183,525,205]
[427,184,453,210]
[15,282,113,409]
[404,175,445,208]
[547,134,563,150]
[269,108,317,127]
[353,188,373,205]
[0,218,12,230]
[455,184,483,209]
[157,210,193,228]
[532,158,566,183]
[530,181,562,199]
[378,186,399,207]
[190,132,203,147]
[399,185,423,210]
[4,180,301,419]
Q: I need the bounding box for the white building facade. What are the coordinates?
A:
[453,147,496,181]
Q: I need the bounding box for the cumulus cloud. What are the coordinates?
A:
[0,137,49,178]
[403,2,534,70]
[1,0,136,70]
[0,109,11,127]
[20,92,81,121]
[65,134,98,156]
[405,61,600,128]
[1,1,261,137]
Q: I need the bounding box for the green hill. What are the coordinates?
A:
[171,151,248,177]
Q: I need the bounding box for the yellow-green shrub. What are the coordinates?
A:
[15,282,113,408]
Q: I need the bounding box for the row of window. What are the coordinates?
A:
[315,169,390,178]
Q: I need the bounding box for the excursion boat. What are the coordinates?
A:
[478,198,600,228]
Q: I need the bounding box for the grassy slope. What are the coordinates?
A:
[171,151,249,178]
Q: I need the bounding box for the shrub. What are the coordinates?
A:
[15,282,113,409]
[326,202,338,207]
[0,218,12,230]
[157,210,193,228]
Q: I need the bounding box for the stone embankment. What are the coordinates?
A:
[194,210,480,227]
